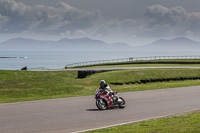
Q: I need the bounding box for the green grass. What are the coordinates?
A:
[1,68,200,103]
[131,59,200,62]
[86,111,200,133]
[90,69,200,83]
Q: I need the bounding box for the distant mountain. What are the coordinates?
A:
[0,37,130,51]
[0,37,55,51]
[2,37,199,51]
[55,37,130,50]
[134,37,200,50]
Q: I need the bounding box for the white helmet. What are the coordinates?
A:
[99,80,106,87]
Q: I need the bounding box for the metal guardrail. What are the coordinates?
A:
[27,67,48,70]
[66,55,200,68]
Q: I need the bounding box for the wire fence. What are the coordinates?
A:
[66,55,200,68]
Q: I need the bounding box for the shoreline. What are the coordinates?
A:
[0,57,27,58]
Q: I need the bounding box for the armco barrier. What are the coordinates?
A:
[78,70,113,78]
[66,55,200,68]
[110,76,200,85]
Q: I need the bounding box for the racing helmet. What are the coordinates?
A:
[99,80,106,87]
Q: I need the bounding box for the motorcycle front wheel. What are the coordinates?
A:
[96,99,107,110]
[118,97,126,108]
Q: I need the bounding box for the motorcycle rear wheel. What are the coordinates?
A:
[96,99,107,110]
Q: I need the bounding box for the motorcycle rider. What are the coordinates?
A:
[99,80,115,102]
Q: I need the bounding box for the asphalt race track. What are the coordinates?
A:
[1,86,200,133]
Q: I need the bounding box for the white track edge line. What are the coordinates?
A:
[72,108,200,133]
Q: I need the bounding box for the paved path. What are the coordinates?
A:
[1,86,200,133]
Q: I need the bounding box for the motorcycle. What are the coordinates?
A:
[95,89,126,110]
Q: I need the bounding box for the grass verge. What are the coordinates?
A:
[72,64,200,69]
[86,110,200,133]
[0,68,200,103]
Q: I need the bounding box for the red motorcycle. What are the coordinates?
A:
[95,89,126,110]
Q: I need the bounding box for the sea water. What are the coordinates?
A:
[0,51,200,70]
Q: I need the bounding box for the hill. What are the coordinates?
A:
[134,37,200,51]
[0,37,130,51]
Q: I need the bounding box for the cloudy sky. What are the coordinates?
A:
[1,0,200,45]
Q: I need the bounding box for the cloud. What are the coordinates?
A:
[185,30,194,36]
[137,5,200,37]
[144,5,187,26]
[93,19,143,37]
[0,0,100,34]
[0,14,8,29]
[59,31,71,37]
[73,29,88,37]
[1,1,200,39]
[93,4,200,39]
